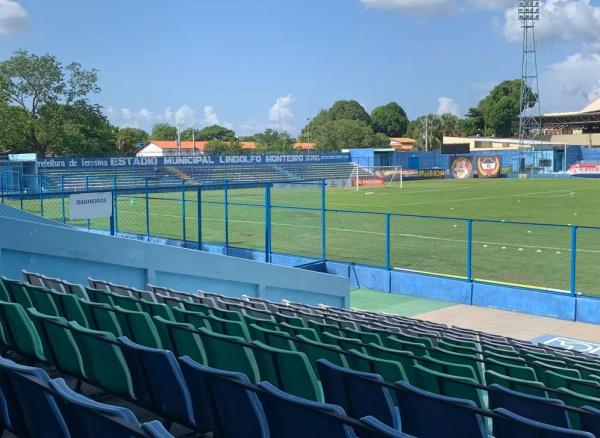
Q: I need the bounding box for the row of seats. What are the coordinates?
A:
[0,354,171,437]
[7,271,600,437]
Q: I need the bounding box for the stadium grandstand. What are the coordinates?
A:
[543,98,600,148]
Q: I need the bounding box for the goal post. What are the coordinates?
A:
[345,164,404,191]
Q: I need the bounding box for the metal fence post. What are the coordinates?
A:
[145,178,150,240]
[321,179,326,260]
[112,176,118,233]
[181,179,187,242]
[386,214,391,270]
[197,188,203,249]
[19,180,23,211]
[86,175,90,230]
[570,226,577,297]
[61,175,66,223]
[467,219,473,282]
[40,189,44,217]
[224,181,229,251]
[265,183,272,263]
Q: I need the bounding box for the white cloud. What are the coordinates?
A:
[436,97,460,115]
[360,0,459,14]
[269,95,294,123]
[503,0,600,50]
[469,0,514,11]
[0,0,28,35]
[107,106,155,129]
[203,106,220,125]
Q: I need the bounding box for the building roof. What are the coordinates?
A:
[389,137,416,143]
[544,98,600,117]
[141,140,317,153]
[293,142,316,150]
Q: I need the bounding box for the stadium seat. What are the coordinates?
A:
[1,278,34,309]
[113,306,162,348]
[486,356,538,381]
[359,416,415,438]
[248,322,297,350]
[44,288,90,327]
[27,308,87,377]
[0,356,69,438]
[294,335,349,375]
[152,316,207,364]
[0,301,46,361]
[485,369,548,398]
[49,377,174,438]
[554,388,600,430]
[413,364,485,408]
[117,337,196,429]
[22,283,61,316]
[580,405,600,437]
[79,300,124,337]
[195,327,261,382]
[492,407,595,438]
[393,380,487,438]
[178,357,268,437]
[382,336,429,358]
[345,348,408,387]
[365,344,418,385]
[533,360,582,380]
[68,321,135,398]
[317,359,400,429]
[251,339,322,401]
[257,381,358,438]
[488,384,571,429]
[421,355,479,381]
[277,321,320,341]
[544,370,600,397]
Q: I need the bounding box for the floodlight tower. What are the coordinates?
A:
[518,0,542,172]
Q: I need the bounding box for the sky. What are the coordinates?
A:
[0,0,599,136]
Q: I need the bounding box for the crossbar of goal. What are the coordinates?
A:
[345,164,404,191]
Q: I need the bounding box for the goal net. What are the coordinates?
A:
[345,165,403,191]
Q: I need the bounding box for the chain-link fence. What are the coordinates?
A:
[3,179,599,297]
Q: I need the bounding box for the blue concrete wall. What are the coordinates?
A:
[0,214,349,308]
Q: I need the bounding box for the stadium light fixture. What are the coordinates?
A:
[518,0,540,22]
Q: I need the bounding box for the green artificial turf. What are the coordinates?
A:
[6,178,600,294]
[350,288,456,317]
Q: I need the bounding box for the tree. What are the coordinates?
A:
[116,127,149,155]
[197,124,236,141]
[371,132,390,148]
[328,100,371,125]
[457,107,485,136]
[151,123,177,140]
[254,129,294,152]
[406,114,460,150]
[313,119,375,151]
[204,139,242,155]
[180,127,202,141]
[0,50,106,156]
[371,102,408,137]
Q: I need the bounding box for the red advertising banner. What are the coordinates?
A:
[352,177,385,187]
[568,163,600,176]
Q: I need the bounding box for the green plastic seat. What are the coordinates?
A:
[1,278,34,309]
[248,324,296,351]
[274,313,306,328]
[482,343,517,356]
[278,322,320,341]
[113,306,162,349]
[196,327,260,383]
[555,387,600,430]
[346,348,408,387]
[413,363,485,408]
[0,278,11,302]
[21,284,60,316]
[27,308,86,377]
[252,340,322,402]
[344,327,382,346]
[79,300,123,337]
[543,370,600,398]
[140,300,174,321]
[485,357,538,382]
[485,369,547,398]
[483,350,527,366]
[365,343,418,385]
[242,313,280,331]
[429,347,484,383]
[0,301,46,361]
[523,352,566,366]
[68,321,134,398]
[293,335,348,377]
[182,301,214,316]
[563,360,600,380]
[85,287,115,306]
[383,336,429,357]
[307,320,344,337]
[422,355,479,382]
[173,307,249,340]
[321,331,366,354]
[110,294,143,312]
[393,332,435,349]
[152,316,207,365]
[531,360,581,381]
[441,337,479,351]
[437,339,478,355]
[45,289,89,327]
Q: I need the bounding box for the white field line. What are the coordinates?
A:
[118,208,600,254]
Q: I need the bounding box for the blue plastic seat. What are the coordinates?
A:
[488,383,571,429]
[257,381,358,438]
[49,378,173,438]
[360,416,415,438]
[580,405,600,437]
[142,420,175,437]
[117,337,195,429]
[493,408,595,437]
[317,359,400,429]
[0,356,69,438]
[393,380,486,438]
[178,356,268,438]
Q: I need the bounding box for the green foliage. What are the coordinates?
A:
[313,119,376,151]
[116,127,149,155]
[150,123,177,140]
[254,129,294,152]
[371,102,408,137]
[328,100,371,125]
[180,128,202,141]
[371,132,390,148]
[407,114,460,150]
[457,107,485,137]
[204,139,242,155]
[0,50,111,156]
[197,125,236,141]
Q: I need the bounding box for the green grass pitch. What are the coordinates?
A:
[8,178,600,295]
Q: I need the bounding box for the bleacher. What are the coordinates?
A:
[0,271,599,437]
[36,162,363,192]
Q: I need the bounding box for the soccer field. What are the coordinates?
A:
[8,178,600,295]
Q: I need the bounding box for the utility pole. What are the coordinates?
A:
[191,123,196,157]
[424,116,429,152]
[176,122,182,156]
